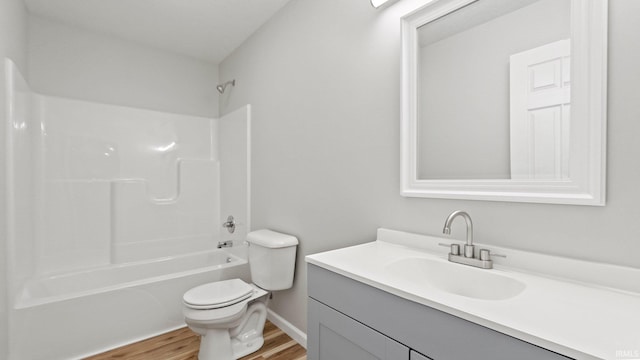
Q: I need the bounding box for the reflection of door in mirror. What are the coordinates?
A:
[510,39,570,180]
[416,0,570,180]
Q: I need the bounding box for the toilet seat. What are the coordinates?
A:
[183,279,253,310]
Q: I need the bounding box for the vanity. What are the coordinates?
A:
[305,229,640,360]
[304,0,630,358]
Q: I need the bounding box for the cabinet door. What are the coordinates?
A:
[411,350,433,360]
[308,298,409,360]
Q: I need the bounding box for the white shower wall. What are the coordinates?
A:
[1,0,28,353]
[5,59,37,305]
[6,59,255,285]
[36,96,220,274]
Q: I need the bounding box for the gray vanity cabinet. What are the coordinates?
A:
[411,351,432,360]
[308,298,414,360]
[307,264,573,360]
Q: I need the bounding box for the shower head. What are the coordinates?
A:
[216,79,236,94]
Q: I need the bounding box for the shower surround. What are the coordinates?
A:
[5,59,251,359]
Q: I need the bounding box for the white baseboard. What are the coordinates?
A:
[267,309,307,349]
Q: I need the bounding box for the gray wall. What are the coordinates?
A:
[0,0,28,357]
[28,16,219,118]
[221,0,639,337]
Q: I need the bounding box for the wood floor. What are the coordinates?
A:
[85,321,306,360]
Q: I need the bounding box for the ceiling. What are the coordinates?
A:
[24,0,292,64]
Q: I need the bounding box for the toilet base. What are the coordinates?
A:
[229,302,267,358]
[198,328,234,360]
[190,295,268,360]
[230,335,265,359]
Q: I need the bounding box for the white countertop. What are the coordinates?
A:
[305,228,640,360]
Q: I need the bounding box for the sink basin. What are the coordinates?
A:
[386,257,526,300]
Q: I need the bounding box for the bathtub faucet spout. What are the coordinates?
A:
[217,240,233,249]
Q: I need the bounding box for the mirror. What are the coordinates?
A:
[401,0,607,205]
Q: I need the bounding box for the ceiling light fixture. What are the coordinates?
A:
[371,0,397,8]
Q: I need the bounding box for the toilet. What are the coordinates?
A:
[183,229,298,360]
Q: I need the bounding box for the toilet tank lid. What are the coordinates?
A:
[246,229,298,248]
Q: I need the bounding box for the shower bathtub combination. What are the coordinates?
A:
[5,59,252,360]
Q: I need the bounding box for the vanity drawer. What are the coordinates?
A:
[308,264,573,360]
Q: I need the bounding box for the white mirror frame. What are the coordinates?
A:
[400,0,607,205]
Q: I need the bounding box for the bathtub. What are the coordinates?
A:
[10,249,250,360]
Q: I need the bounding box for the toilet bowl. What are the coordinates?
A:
[183,279,268,359]
[183,229,298,360]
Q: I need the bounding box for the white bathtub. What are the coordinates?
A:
[10,249,250,360]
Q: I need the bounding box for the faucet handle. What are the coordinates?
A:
[222,215,236,233]
[450,244,460,256]
[438,243,461,256]
[479,249,507,261]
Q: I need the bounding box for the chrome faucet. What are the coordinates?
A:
[217,240,233,249]
[222,215,236,234]
[442,210,495,269]
[443,210,474,258]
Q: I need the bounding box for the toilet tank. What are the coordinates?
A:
[246,229,299,291]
